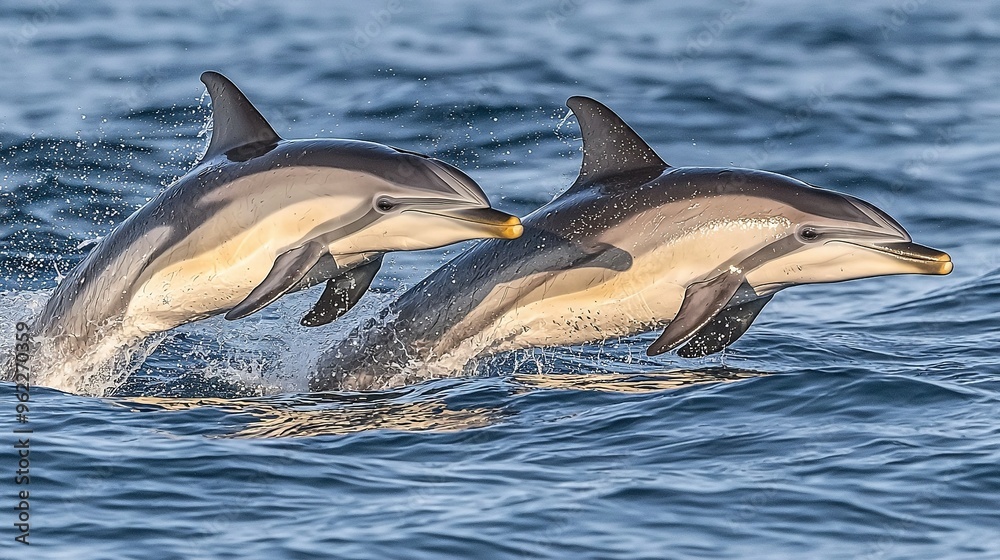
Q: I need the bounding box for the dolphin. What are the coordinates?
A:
[21,71,521,390]
[310,96,952,391]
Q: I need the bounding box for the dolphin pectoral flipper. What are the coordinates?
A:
[301,255,384,327]
[677,295,773,358]
[225,241,329,321]
[646,272,745,356]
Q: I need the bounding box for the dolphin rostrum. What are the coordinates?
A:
[23,71,522,391]
[310,96,952,391]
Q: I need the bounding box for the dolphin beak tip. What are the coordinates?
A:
[433,207,523,240]
[917,247,952,275]
[872,241,953,276]
[934,254,954,276]
[500,216,524,239]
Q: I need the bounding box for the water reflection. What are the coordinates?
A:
[509,367,763,393]
[120,368,767,438]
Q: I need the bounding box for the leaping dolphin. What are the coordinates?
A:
[310,96,952,391]
[22,72,522,391]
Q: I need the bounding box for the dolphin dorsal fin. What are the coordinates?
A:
[566,96,669,187]
[200,71,281,160]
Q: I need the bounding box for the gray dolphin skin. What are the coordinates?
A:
[25,71,522,386]
[310,96,953,391]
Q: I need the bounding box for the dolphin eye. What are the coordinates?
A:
[376,198,395,212]
[800,227,820,241]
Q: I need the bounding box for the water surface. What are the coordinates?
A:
[1,1,999,558]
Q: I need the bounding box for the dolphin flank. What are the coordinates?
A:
[20,71,522,393]
[310,96,952,391]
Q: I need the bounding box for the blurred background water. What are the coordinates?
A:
[1,0,999,558]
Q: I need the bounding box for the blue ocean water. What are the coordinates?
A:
[2,0,1000,557]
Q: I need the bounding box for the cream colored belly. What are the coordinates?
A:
[122,244,277,334]
[432,254,693,358]
[482,277,687,353]
[121,198,360,336]
[430,218,788,360]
